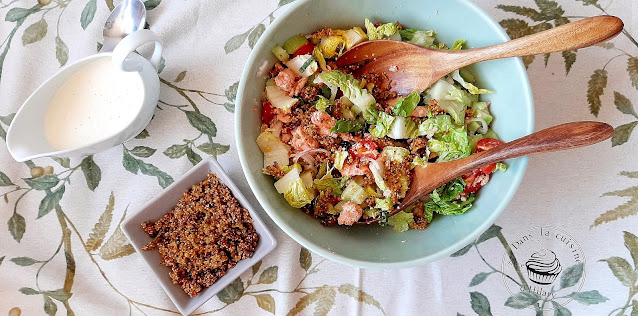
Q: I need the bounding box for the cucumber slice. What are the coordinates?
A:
[271,45,289,62]
[283,34,309,54]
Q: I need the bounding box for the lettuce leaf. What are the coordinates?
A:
[375,197,393,211]
[417,114,454,138]
[426,79,472,125]
[319,70,375,112]
[256,131,290,169]
[319,36,345,59]
[387,116,418,139]
[341,181,368,204]
[314,95,332,111]
[452,70,493,95]
[495,162,507,172]
[274,167,312,208]
[427,127,471,162]
[412,156,428,168]
[381,146,410,162]
[314,176,349,191]
[388,211,414,232]
[400,29,436,47]
[334,150,348,170]
[363,106,380,124]
[392,91,421,117]
[425,178,475,216]
[365,18,398,40]
[331,119,363,133]
[370,112,396,138]
[451,39,465,50]
[368,158,388,192]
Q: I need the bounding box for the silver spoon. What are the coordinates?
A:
[102,0,147,52]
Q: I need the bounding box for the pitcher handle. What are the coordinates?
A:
[112,29,163,72]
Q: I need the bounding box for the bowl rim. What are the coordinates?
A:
[235,0,534,269]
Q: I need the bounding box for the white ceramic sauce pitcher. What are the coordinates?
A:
[6,29,162,162]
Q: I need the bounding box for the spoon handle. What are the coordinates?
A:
[446,15,623,67]
[456,121,613,175]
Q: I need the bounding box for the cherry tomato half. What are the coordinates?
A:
[462,169,489,194]
[291,43,315,58]
[349,141,379,160]
[261,101,276,123]
[475,138,505,174]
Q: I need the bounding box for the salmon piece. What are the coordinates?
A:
[340,162,370,176]
[274,69,298,94]
[311,111,337,136]
[409,106,429,117]
[274,69,307,97]
[290,127,319,151]
[338,202,363,226]
[290,77,309,97]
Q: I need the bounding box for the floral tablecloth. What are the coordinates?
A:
[2,0,638,315]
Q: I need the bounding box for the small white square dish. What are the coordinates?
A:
[121,157,277,315]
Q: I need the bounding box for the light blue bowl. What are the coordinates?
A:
[236,0,533,269]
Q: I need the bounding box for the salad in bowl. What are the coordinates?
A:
[256,19,506,232]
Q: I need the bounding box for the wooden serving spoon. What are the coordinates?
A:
[336,16,623,95]
[356,121,614,225]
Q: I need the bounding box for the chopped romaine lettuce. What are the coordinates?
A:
[314,95,332,111]
[266,85,298,111]
[418,114,454,138]
[427,79,472,125]
[452,70,493,95]
[425,178,475,216]
[375,197,393,211]
[300,170,314,188]
[364,18,398,40]
[387,116,418,139]
[427,127,471,162]
[341,181,368,204]
[256,131,290,168]
[331,119,363,133]
[388,211,414,232]
[274,167,312,208]
[312,46,327,71]
[381,146,410,162]
[495,162,507,172]
[285,54,318,77]
[399,29,436,47]
[412,156,428,168]
[334,150,348,170]
[319,70,375,113]
[391,91,420,117]
[471,102,493,123]
[363,106,380,124]
[368,158,388,192]
[370,112,396,138]
[314,176,349,192]
[343,27,368,49]
[319,35,345,58]
[313,76,338,101]
[450,39,465,50]
[364,208,380,219]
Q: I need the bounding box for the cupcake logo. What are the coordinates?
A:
[526,249,562,285]
[500,226,585,311]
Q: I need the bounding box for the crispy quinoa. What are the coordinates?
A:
[142,174,259,297]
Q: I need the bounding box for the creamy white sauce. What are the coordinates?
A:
[44,57,144,150]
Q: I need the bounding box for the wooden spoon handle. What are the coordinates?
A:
[459,121,613,175]
[446,16,623,68]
